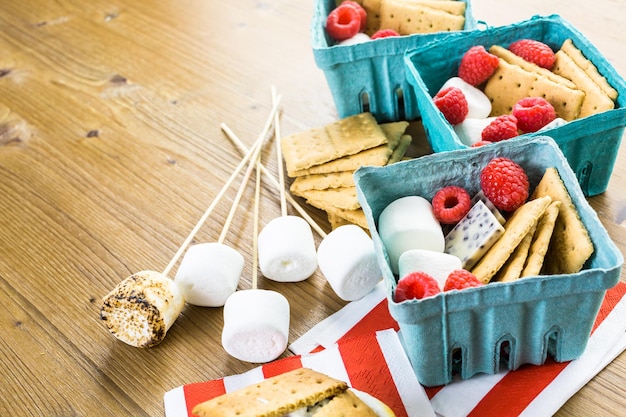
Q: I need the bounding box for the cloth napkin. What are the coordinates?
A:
[163,328,434,417]
[290,281,626,417]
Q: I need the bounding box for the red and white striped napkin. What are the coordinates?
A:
[164,328,434,417]
[164,281,625,417]
[290,281,626,417]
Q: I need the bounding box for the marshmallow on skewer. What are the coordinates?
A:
[378,196,445,275]
[317,224,382,301]
[398,249,462,290]
[221,289,290,363]
[100,270,185,348]
[441,77,492,119]
[222,126,290,364]
[256,89,319,283]
[99,96,281,348]
[174,242,244,307]
[257,215,318,282]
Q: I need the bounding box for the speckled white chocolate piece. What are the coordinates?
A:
[444,200,505,269]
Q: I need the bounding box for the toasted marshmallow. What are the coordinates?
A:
[317,224,382,301]
[100,270,185,348]
[174,242,243,307]
[222,289,290,363]
[378,196,445,275]
[258,216,318,282]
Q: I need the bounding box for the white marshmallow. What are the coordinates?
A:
[317,225,382,301]
[398,249,462,290]
[441,77,492,119]
[539,117,568,132]
[174,242,243,307]
[454,117,496,146]
[339,32,371,46]
[257,215,318,282]
[378,196,445,275]
[222,289,290,363]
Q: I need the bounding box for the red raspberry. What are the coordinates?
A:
[433,86,468,125]
[339,1,367,32]
[480,157,529,212]
[326,4,361,41]
[395,272,441,302]
[431,185,471,224]
[458,45,500,86]
[471,140,492,147]
[512,97,556,133]
[444,269,483,291]
[508,39,555,69]
[481,114,519,142]
[371,29,400,39]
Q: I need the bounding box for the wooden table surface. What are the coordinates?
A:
[1,0,624,415]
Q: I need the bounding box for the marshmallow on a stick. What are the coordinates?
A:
[378,196,445,275]
[317,224,381,301]
[100,270,185,348]
[174,242,244,307]
[257,215,318,282]
[222,289,290,363]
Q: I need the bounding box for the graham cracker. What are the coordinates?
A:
[494,222,537,283]
[490,45,577,89]
[483,58,585,121]
[471,195,552,284]
[192,368,348,417]
[560,39,618,100]
[289,121,407,177]
[300,186,361,211]
[409,0,466,16]
[326,205,369,230]
[281,113,388,176]
[530,167,594,274]
[314,390,379,417]
[328,211,352,230]
[521,200,561,277]
[290,171,355,194]
[552,49,615,118]
[379,0,465,35]
[387,134,412,164]
[363,0,383,34]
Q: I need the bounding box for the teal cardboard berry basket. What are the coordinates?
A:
[354,136,623,387]
[404,14,626,197]
[311,0,477,123]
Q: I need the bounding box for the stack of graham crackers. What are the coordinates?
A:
[471,167,594,284]
[281,112,411,230]
[485,39,618,121]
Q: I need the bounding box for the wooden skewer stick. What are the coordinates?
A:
[251,153,262,291]
[220,123,327,239]
[271,86,287,217]
[217,133,264,244]
[162,96,281,277]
